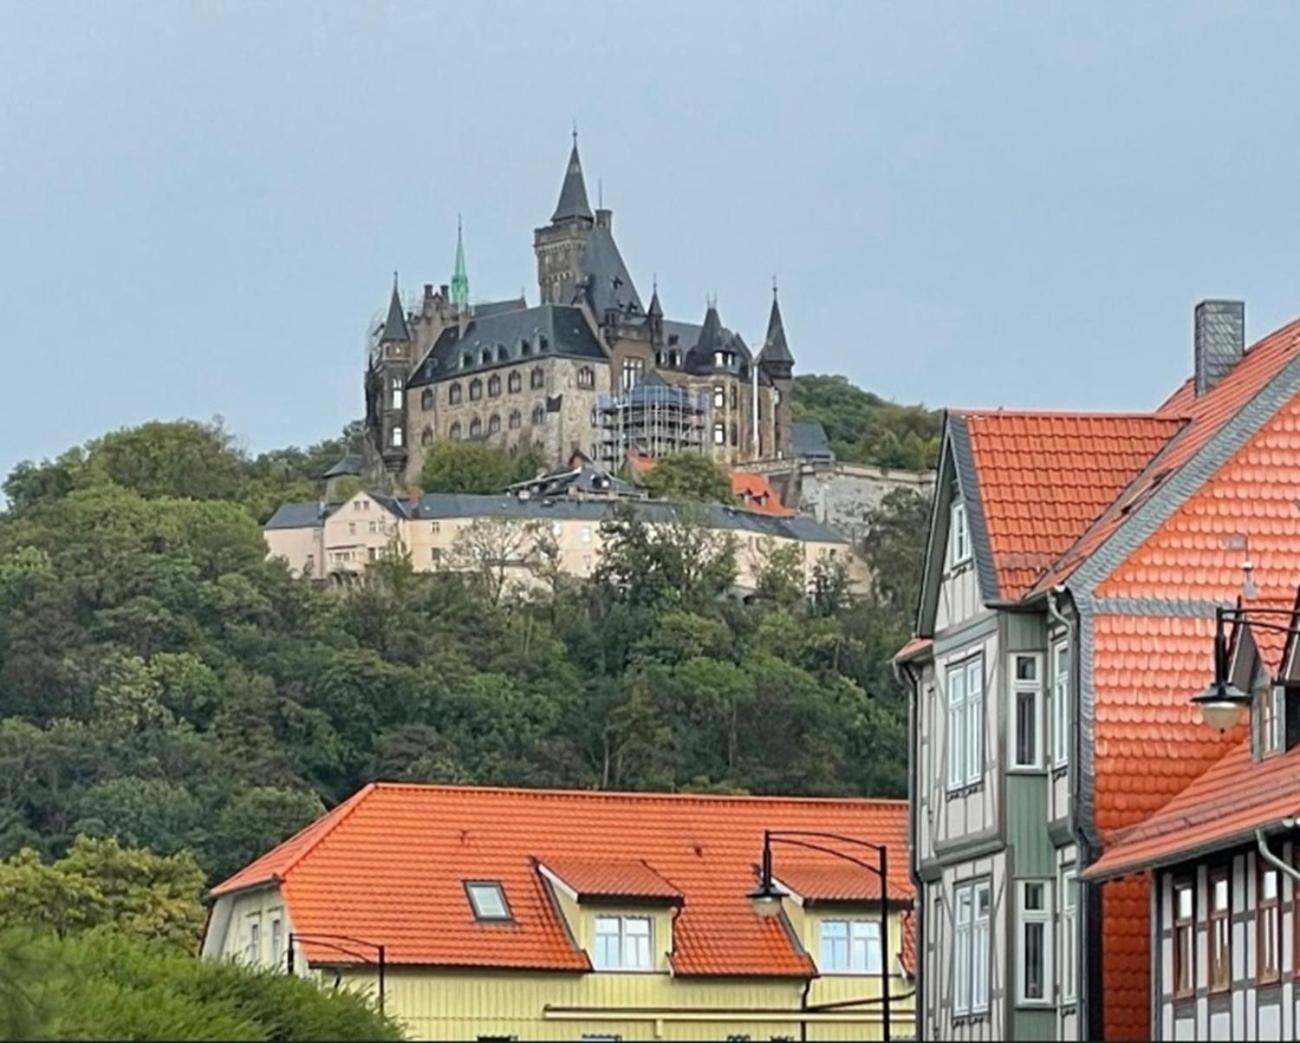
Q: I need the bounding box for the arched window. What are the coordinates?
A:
[530,367,545,390]
[420,426,434,446]
[508,410,521,430]
[449,421,462,440]
[448,382,462,405]
[532,403,546,426]
[469,379,482,401]
[461,353,472,370]
[538,335,549,352]
[497,345,509,362]
[421,388,434,410]
[391,424,404,448]
[668,350,680,368]
[520,338,532,356]
[508,371,522,393]
[481,349,492,366]
[469,416,483,438]
[713,385,725,408]
[488,414,501,434]
[730,384,738,409]
[713,422,725,445]
[488,374,501,397]
[390,376,403,410]
[577,367,595,389]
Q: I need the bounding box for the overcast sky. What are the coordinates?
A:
[4,1,1300,480]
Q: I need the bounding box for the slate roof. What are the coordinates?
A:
[321,454,363,479]
[758,294,794,367]
[473,297,527,318]
[791,421,835,461]
[264,502,327,530]
[380,281,411,343]
[682,305,753,376]
[551,142,593,224]
[408,305,606,388]
[578,225,642,317]
[209,783,910,976]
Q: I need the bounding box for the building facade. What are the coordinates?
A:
[202,783,916,1041]
[898,301,1300,1040]
[362,139,795,491]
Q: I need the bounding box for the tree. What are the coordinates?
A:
[640,453,735,504]
[594,504,737,610]
[419,442,515,494]
[447,517,549,605]
[791,374,940,470]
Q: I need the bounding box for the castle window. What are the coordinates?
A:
[488,414,501,434]
[729,422,737,446]
[532,404,546,426]
[730,385,738,409]
[539,336,549,352]
[488,375,502,397]
[577,367,595,389]
[531,367,545,390]
[668,350,680,367]
[520,338,532,356]
[714,351,725,368]
[390,425,404,448]
[713,423,725,446]
[508,410,521,430]
[668,334,679,347]
[469,417,482,438]
[713,386,725,408]
[621,358,644,390]
[469,379,482,401]
[497,344,508,362]
[508,372,522,394]
[655,352,663,367]
[450,421,462,440]
[421,427,433,447]
[389,376,403,410]
[448,383,462,405]
[462,353,472,370]
[420,388,434,410]
[481,349,492,366]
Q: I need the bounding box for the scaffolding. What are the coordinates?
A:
[595,382,712,467]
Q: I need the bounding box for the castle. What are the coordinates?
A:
[362,137,796,490]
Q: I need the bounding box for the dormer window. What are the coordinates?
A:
[462,353,472,370]
[950,501,971,566]
[520,338,532,356]
[1260,681,1284,756]
[820,919,882,974]
[465,881,512,922]
[593,915,652,971]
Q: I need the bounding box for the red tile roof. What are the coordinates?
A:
[540,856,682,903]
[777,863,890,902]
[730,471,797,517]
[954,411,1184,598]
[210,783,910,977]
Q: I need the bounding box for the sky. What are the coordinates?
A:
[3,1,1300,481]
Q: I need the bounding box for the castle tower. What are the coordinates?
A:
[450,217,469,313]
[534,135,595,305]
[372,273,413,476]
[758,283,796,458]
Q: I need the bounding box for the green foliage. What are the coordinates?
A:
[419,441,545,495]
[0,929,401,1041]
[791,374,941,470]
[640,453,736,504]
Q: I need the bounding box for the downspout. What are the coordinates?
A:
[1256,824,1300,884]
[799,977,813,1043]
[1048,586,1091,1035]
[895,656,924,1043]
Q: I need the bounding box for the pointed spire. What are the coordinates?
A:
[647,278,663,318]
[380,272,411,343]
[759,279,794,369]
[551,137,594,224]
[450,215,469,311]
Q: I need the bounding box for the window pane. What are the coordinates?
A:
[1024,922,1044,999]
[972,920,989,1009]
[467,883,509,920]
[1016,656,1038,682]
[1016,689,1037,766]
[1176,885,1193,920]
[1263,869,1278,901]
[1024,882,1044,912]
[1212,877,1228,912]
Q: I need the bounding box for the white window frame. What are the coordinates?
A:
[713,423,725,446]
[1261,682,1285,756]
[245,917,261,964]
[1060,868,1077,1005]
[1016,879,1053,1006]
[946,656,984,792]
[269,914,283,968]
[1010,653,1044,771]
[954,879,991,1017]
[949,500,971,566]
[592,915,654,972]
[1052,641,1071,768]
[465,881,512,922]
[818,918,882,974]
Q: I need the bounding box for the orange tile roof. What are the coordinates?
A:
[730,471,797,517]
[540,856,682,903]
[210,783,910,977]
[777,863,890,902]
[954,410,1184,598]
[893,636,933,663]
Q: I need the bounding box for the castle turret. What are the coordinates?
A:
[535,135,595,305]
[646,283,663,344]
[372,273,412,476]
[758,283,796,457]
[450,216,469,313]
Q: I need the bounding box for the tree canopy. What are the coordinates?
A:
[418,442,547,495]
[640,453,736,504]
[791,374,941,470]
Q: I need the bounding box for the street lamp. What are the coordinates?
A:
[287,932,388,1016]
[1192,605,1299,733]
[747,829,893,1042]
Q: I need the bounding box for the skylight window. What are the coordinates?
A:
[465,881,511,922]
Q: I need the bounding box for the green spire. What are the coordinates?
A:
[451,215,469,311]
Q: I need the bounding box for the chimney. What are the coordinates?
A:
[595,208,612,232]
[1194,300,1245,395]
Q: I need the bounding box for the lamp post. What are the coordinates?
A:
[287,932,388,1016]
[747,829,893,1042]
[1190,605,1300,732]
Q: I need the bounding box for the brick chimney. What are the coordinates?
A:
[1194,300,1245,396]
[595,208,612,232]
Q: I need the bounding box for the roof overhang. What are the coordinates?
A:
[1084,815,1300,883]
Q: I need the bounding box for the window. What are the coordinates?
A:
[1173,880,1195,999]
[532,403,546,426]
[538,335,549,352]
[1011,654,1043,770]
[531,367,545,390]
[245,919,261,964]
[449,382,463,405]
[368,521,377,534]
[488,375,501,397]
[497,344,508,362]
[1060,869,1078,1004]
[593,916,652,971]
[421,388,434,410]
[1259,862,1281,983]
[469,379,482,401]
[954,880,991,1016]
[508,371,522,393]
[946,656,984,790]
[521,338,532,356]
[729,422,738,447]
[713,423,725,446]
[488,414,501,434]
[730,384,738,408]
[1017,881,1052,1005]
[950,500,971,565]
[430,547,442,564]
[508,410,521,430]
[469,417,482,438]
[390,376,402,409]
[580,527,592,544]
[465,881,512,922]
[390,425,403,448]
[270,916,282,967]
[348,522,356,536]
[1261,683,1284,756]
[577,367,595,389]
[421,426,434,446]
[622,358,644,390]
[819,919,881,973]
[461,352,472,370]
[450,421,462,440]
[668,350,680,367]
[1053,641,1071,768]
[713,385,725,408]
[481,349,492,366]
[1209,869,1230,993]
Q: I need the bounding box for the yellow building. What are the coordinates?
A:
[201,783,916,1041]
